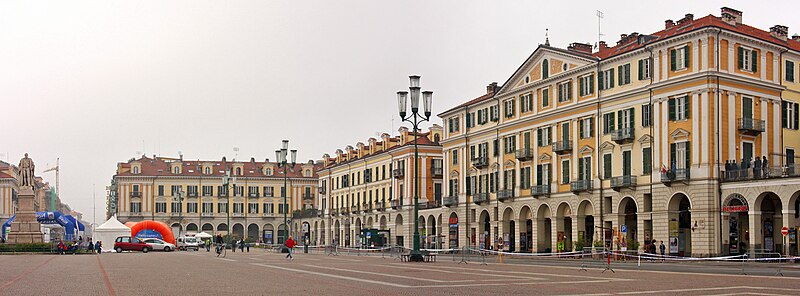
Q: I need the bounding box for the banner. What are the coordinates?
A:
[669,237,679,254]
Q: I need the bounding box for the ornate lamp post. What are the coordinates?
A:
[222,170,235,244]
[172,189,185,236]
[396,75,433,262]
[275,140,297,244]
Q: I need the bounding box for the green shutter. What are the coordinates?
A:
[684,45,689,68]
[579,120,584,138]
[609,112,615,132]
[580,77,584,96]
[795,103,799,130]
[669,98,676,121]
[738,47,744,69]
[629,107,635,128]
[783,101,789,128]
[751,50,758,72]
[537,129,543,146]
[787,61,795,82]
[604,154,611,179]
[598,71,604,90]
[609,68,615,88]
[568,81,572,99]
[670,143,676,169]
[618,65,623,84]
[578,158,584,180]
[589,74,594,93]
[685,142,691,169]
[590,117,594,136]
[617,110,622,129]
[670,49,677,71]
[684,96,690,119]
[638,59,644,80]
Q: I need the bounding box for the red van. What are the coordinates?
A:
[114,236,151,253]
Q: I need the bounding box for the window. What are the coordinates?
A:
[579,117,594,139]
[202,202,213,213]
[782,101,799,130]
[130,202,141,213]
[158,185,164,196]
[204,167,211,175]
[466,112,475,128]
[503,169,515,189]
[504,136,516,154]
[233,185,244,197]
[638,58,651,80]
[132,184,140,194]
[558,81,572,102]
[264,186,274,197]
[599,68,614,90]
[490,105,500,121]
[449,179,458,196]
[202,186,213,196]
[171,202,182,213]
[787,60,795,82]
[578,157,591,181]
[669,141,691,170]
[537,127,551,146]
[536,164,550,185]
[541,88,550,107]
[602,112,615,134]
[233,202,244,214]
[173,166,180,174]
[448,117,460,133]
[155,202,166,213]
[452,149,458,164]
[504,99,516,118]
[603,154,612,179]
[669,96,689,121]
[671,45,689,71]
[171,185,181,196]
[561,122,570,142]
[738,47,757,72]
[218,201,227,213]
[248,202,259,214]
[520,167,531,189]
[561,160,570,184]
[579,75,594,96]
[622,150,632,176]
[521,94,533,113]
[642,147,652,175]
[617,108,635,129]
[132,166,139,174]
[263,203,274,214]
[617,63,631,85]
[642,104,652,127]
[187,202,198,213]
[542,59,549,79]
[477,108,488,124]
[186,185,198,197]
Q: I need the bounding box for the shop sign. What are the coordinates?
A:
[722,205,748,213]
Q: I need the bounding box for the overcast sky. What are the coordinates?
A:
[2,0,797,224]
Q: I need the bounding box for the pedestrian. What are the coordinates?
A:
[754,155,762,178]
[96,241,102,254]
[285,236,296,260]
[232,239,237,252]
[246,241,250,252]
[762,156,769,177]
[88,239,94,253]
[239,239,244,252]
[659,240,666,261]
[57,240,65,255]
[206,239,211,252]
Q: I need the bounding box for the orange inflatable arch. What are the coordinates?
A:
[124,221,138,228]
[130,220,176,245]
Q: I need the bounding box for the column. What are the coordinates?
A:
[661,99,669,168]
[691,91,700,173]
[653,53,661,82]
[728,42,735,72]
[692,40,700,72]
[702,38,709,70]
[760,51,767,80]
[761,97,769,158]
[728,92,737,161]
[653,100,661,173]
[551,213,559,253]
[571,214,580,251]
[701,90,710,173]
[661,50,668,81]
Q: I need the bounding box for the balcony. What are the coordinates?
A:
[515,148,534,161]
[233,213,245,217]
[391,199,401,210]
[318,187,326,194]
[170,212,181,217]
[393,168,405,179]
[350,205,358,213]
[341,207,350,216]
[552,140,572,154]
[218,192,229,198]
[202,212,214,218]
[737,118,765,135]
[611,127,635,144]
[570,179,592,193]
[473,192,488,204]
[532,185,550,197]
[443,196,458,207]
[292,208,319,219]
[248,192,259,198]
[431,167,443,178]
[376,202,386,211]
[661,168,690,185]
[303,193,314,201]
[472,156,489,168]
[363,203,372,213]
[498,189,514,202]
[610,175,637,191]
[424,200,441,209]
[330,209,339,217]
[130,191,141,198]
[263,212,276,218]
[187,192,198,197]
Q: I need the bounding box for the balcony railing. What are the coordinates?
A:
[610,175,637,191]
[202,212,214,218]
[292,208,319,219]
[431,167,443,177]
[443,196,458,207]
[330,209,339,216]
[737,118,765,134]
[570,179,592,193]
[350,205,358,213]
[611,127,635,143]
[130,191,142,198]
[391,199,401,210]
[532,185,550,197]
[263,212,276,217]
[393,168,405,179]
[552,140,572,154]
[515,148,534,161]
[376,202,386,211]
[472,156,489,168]
[170,212,181,217]
[341,207,350,216]
[498,189,514,202]
[363,203,372,213]
[318,187,326,194]
[423,200,441,209]
[473,192,488,204]
[661,168,690,185]
[233,213,245,217]
[187,192,198,197]
[303,193,314,201]
[722,164,800,181]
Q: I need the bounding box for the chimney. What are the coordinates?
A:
[770,25,789,41]
[486,82,499,94]
[677,13,694,26]
[222,156,226,163]
[793,34,800,42]
[568,42,593,54]
[598,41,608,51]
[250,157,255,163]
[721,7,742,25]
[665,19,675,29]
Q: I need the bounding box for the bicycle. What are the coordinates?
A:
[215,242,227,258]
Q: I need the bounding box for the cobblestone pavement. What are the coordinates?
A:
[1,250,798,295]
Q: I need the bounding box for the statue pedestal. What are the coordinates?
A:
[7,188,43,244]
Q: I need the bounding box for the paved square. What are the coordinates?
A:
[1,251,798,295]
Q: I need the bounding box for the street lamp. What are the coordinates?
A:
[222,170,235,245]
[397,75,433,262]
[172,189,185,236]
[276,140,297,244]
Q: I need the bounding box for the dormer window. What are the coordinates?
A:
[236,167,242,175]
[305,169,311,177]
[542,59,549,79]
[204,167,211,175]
[132,166,140,174]
[265,168,272,175]
[173,166,180,174]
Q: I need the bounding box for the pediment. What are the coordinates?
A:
[670,128,690,140]
[538,153,552,162]
[469,168,478,175]
[579,145,594,155]
[638,134,653,145]
[490,163,499,170]
[504,160,516,167]
[496,46,596,97]
[599,141,615,151]
[449,170,459,178]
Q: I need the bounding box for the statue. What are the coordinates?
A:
[18,153,35,188]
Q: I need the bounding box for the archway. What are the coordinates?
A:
[723,194,749,255]
[247,223,259,241]
[789,191,800,256]
[232,223,244,240]
[668,193,692,256]
[333,220,341,246]
[395,214,404,247]
[216,223,228,235]
[318,221,325,246]
[171,223,182,238]
[536,204,552,252]
[519,206,533,252]
[186,223,198,234]
[618,197,638,249]
[479,210,491,249]
[263,224,275,244]
[556,202,573,252]
[202,223,214,234]
[448,212,459,249]
[577,200,595,248]
[427,215,436,249]
[379,215,387,230]
[313,221,319,245]
[502,207,515,252]
[278,224,287,245]
[367,216,374,229]
[437,213,444,249]
[755,192,783,254]
[343,219,350,246]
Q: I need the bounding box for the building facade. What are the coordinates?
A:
[109,155,321,243]
[302,125,444,249]
[438,7,800,257]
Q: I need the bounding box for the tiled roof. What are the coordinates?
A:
[323,132,441,170]
[440,92,496,116]
[116,155,322,179]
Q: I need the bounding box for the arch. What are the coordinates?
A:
[577,200,596,246]
[556,202,573,218]
[755,192,783,253]
[232,223,244,240]
[130,220,176,245]
[427,215,437,249]
[186,223,198,233]
[555,202,573,252]
[668,193,692,256]
[479,210,491,249]
[367,216,374,229]
[201,223,214,233]
[502,207,516,252]
[536,203,552,219]
[519,205,533,252]
[617,196,638,214]
[617,196,638,246]
[536,204,552,252]
[319,220,326,245]
[171,223,182,237]
[247,223,259,241]
[216,223,228,233]
[379,215,387,230]
[448,212,459,248]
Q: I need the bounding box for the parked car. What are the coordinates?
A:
[114,236,151,253]
[142,238,175,252]
[176,236,200,251]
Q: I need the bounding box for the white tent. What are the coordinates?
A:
[194,232,212,239]
[94,215,131,252]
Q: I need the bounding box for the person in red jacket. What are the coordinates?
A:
[285,236,296,260]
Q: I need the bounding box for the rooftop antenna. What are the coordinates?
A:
[595,10,605,49]
[545,28,550,46]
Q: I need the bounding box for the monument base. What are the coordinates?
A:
[7,188,44,244]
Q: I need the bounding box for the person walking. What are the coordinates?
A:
[659,241,666,261]
[239,239,245,252]
[57,240,65,255]
[95,241,102,254]
[246,241,250,252]
[285,236,296,260]
[88,239,94,253]
[232,239,237,252]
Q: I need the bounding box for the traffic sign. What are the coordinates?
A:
[782,226,789,236]
[621,225,627,233]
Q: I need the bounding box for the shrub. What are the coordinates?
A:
[0,243,53,253]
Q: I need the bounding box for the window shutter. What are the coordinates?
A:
[579,78,584,96]
[617,110,622,129]
[568,81,572,99]
[536,165,542,185]
[578,158,584,180]
[685,142,691,169]
[751,50,758,72]
[670,143,676,169]
[629,107,635,128]
[738,47,744,69]
[609,68,615,88]
[609,112,615,132]
[590,117,594,136]
[795,103,799,130]
[590,74,594,93]
[618,65,623,84]
[684,96,690,119]
[670,49,677,71]
[638,59,644,80]
[783,101,788,128]
[537,129,543,146]
[684,45,690,68]
[669,98,676,121]
[598,71,604,90]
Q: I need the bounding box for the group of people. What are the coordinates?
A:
[56,236,102,255]
[643,239,667,259]
[206,233,297,260]
[725,156,769,179]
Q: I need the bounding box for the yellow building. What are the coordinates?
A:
[111,155,320,244]
[439,7,800,256]
[308,125,443,248]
